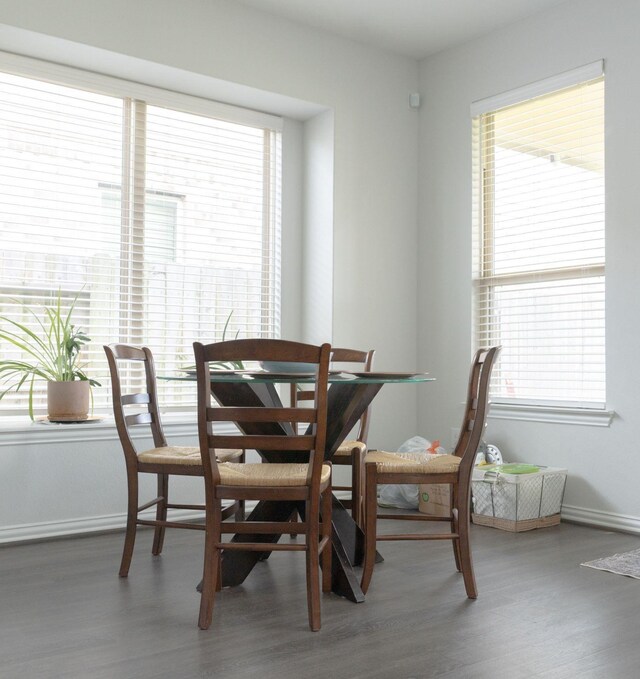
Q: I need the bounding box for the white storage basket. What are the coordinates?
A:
[472,465,567,532]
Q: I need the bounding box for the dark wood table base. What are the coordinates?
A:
[204,378,386,602]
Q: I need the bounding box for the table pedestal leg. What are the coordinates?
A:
[199,496,377,603]
[200,379,385,600]
[220,501,297,587]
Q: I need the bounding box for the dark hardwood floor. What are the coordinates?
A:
[2,520,640,678]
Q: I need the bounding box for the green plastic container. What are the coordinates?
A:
[481,463,540,475]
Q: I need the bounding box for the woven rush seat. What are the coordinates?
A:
[333,440,367,457]
[218,462,331,487]
[365,451,461,474]
[138,446,242,466]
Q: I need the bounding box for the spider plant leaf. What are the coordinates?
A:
[0,320,51,361]
[21,306,59,367]
[0,332,36,357]
[28,373,36,421]
[0,371,29,399]
[221,310,233,341]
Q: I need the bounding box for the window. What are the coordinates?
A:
[100,185,181,264]
[0,65,282,415]
[472,64,605,408]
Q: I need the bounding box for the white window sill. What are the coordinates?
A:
[488,402,615,427]
[0,412,198,446]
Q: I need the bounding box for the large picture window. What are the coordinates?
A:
[472,66,605,408]
[0,67,282,415]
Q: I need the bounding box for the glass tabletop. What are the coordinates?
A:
[160,371,434,384]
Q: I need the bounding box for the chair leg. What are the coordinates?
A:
[119,471,139,577]
[321,485,333,593]
[235,500,245,522]
[457,490,478,599]
[198,499,222,630]
[216,557,222,593]
[360,463,378,594]
[152,473,169,556]
[235,453,246,522]
[351,449,363,527]
[450,485,462,572]
[305,498,322,631]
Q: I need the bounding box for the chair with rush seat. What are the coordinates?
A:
[194,338,333,631]
[360,347,500,598]
[104,343,243,577]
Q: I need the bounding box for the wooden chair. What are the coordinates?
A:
[104,344,243,577]
[290,347,375,527]
[194,338,333,631]
[360,347,500,598]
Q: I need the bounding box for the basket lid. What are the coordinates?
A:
[482,463,540,475]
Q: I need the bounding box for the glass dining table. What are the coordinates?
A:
[163,369,434,603]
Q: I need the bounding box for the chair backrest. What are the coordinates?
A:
[193,339,332,488]
[290,347,375,444]
[104,344,167,464]
[453,346,501,478]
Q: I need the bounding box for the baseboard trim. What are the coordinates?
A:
[0,502,260,546]
[561,504,640,535]
[0,509,204,545]
[3,502,638,545]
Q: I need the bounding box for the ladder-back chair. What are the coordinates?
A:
[104,344,243,577]
[360,347,500,598]
[194,338,333,631]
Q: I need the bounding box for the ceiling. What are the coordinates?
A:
[235,0,568,60]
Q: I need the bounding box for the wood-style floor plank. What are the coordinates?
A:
[1,521,640,678]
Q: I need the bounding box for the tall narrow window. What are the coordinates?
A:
[472,66,605,408]
[0,66,282,415]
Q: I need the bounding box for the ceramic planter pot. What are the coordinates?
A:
[47,380,90,421]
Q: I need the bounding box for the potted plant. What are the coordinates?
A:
[0,291,100,420]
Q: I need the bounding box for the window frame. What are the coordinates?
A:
[0,53,284,418]
[472,63,607,413]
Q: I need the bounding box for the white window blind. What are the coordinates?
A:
[472,71,605,408]
[0,66,281,415]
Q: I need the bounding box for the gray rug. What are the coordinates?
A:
[581,547,640,579]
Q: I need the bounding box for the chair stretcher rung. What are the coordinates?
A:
[136,518,206,531]
[377,513,452,522]
[221,521,306,534]
[218,542,307,551]
[376,533,457,541]
[137,497,162,512]
[166,503,205,511]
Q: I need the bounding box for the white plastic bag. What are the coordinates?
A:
[377,436,430,509]
[378,483,420,509]
[397,436,430,454]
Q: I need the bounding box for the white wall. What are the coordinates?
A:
[0,0,419,541]
[302,110,335,344]
[418,0,640,531]
[10,0,634,541]
[0,419,205,542]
